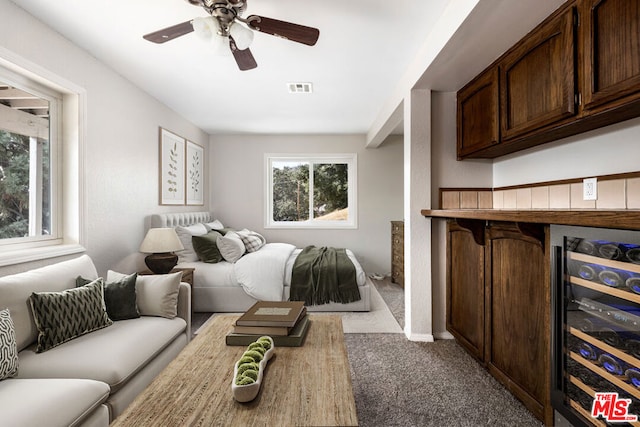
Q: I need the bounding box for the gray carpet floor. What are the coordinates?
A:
[191,278,543,426]
[350,277,542,427]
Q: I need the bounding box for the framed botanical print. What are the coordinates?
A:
[159,128,185,205]
[186,140,204,205]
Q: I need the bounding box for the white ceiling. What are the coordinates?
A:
[11,0,451,135]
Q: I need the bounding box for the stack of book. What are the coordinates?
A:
[225,301,310,347]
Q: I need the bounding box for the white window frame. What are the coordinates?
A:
[265,153,357,229]
[0,50,85,266]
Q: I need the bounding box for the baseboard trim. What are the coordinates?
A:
[434,331,454,340]
[405,329,435,342]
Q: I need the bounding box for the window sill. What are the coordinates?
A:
[0,243,86,267]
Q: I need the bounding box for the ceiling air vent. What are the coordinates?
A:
[287,82,313,94]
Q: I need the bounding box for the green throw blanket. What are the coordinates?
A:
[290,246,361,306]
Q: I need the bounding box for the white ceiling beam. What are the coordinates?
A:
[0,102,49,139]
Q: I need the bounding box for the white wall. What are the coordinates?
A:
[430,91,492,336]
[0,0,209,277]
[493,116,640,187]
[209,133,404,274]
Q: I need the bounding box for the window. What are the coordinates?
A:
[0,75,58,246]
[0,57,83,264]
[265,154,357,229]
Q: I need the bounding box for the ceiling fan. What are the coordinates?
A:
[143,0,320,71]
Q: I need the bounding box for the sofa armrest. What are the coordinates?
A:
[177,282,191,342]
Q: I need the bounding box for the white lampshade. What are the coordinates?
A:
[139,228,184,254]
[229,22,254,50]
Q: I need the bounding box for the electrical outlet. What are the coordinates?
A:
[583,178,597,201]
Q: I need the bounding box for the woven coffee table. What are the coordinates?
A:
[111,314,358,426]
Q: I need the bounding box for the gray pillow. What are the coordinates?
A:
[0,309,18,380]
[29,279,113,353]
[192,230,224,263]
[76,273,139,321]
[217,231,246,263]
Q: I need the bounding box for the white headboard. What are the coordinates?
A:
[150,212,214,228]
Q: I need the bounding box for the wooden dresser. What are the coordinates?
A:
[391,221,404,287]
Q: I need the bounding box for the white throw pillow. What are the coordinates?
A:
[217,231,246,263]
[0,309,18,380]
[175,224,208,263]
[203,220,224,231]
[107,270,181,318]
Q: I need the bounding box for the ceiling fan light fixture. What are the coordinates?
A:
[229,22,254,50]
[192,16,215,41]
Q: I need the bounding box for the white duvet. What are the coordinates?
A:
[180,243,367,301]
[235,243,296,301]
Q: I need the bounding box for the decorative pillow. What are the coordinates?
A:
[192,230,224,263]
[217,231,246,263]
[29,279,113,353]
[175,224,208,263]
[107,270,181,319]
[0,309,18,380]
[203,220,224,231]
[237,229,266,253]
[76,273,139,321]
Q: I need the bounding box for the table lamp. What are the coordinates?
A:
[139,228,184,274]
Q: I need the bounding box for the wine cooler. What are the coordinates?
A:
[552,225,640,426]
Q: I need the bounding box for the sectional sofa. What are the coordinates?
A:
[0,254,191,426]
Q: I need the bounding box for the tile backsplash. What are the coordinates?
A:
[440,174,640,210]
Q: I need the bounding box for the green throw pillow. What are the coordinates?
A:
[30,278,113,353]
[192,230,224,263]
[76,273,139,321]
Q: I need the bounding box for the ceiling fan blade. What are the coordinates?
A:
[229,37,258,71]
[143,20,194,44]
[247,16,319,46]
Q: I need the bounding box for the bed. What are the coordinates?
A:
[150,212,371,313]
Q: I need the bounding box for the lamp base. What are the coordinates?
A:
[145,253,178,274]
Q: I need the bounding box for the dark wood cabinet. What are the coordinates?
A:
[580,0,640,111]
[456,0,640,159]
[446,220,552,425]
[500,6,577,140]
[456,67,500,159]
[484,222,551,425]
[446,220,485,361]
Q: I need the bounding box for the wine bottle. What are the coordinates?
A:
[578,342,599,360]
[625,339,640,359]
[626,247,640,264]
[599,353,625,375]
[598,268,632,288]
[626,276,640,294]
[579,264,607,282]
[625,368,640,387]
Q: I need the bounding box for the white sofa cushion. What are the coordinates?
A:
[0,378,109,427]
[0,255,98,352]
[17,316,186,392]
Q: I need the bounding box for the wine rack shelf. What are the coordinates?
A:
[570,351,640,401]
[570,327,640,368]
[570,275,640,305]
[570,252,640,275]
[569,376,639,427]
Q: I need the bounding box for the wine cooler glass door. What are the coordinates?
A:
[552,225,640,427]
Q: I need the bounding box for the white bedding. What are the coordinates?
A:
[177,242,367,302]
